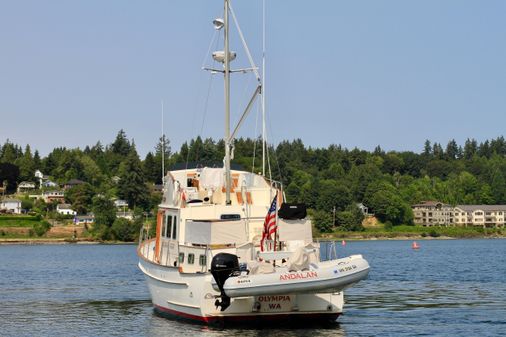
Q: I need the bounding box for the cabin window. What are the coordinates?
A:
[161,215,167,237]
[188,253,195,265]
[220,214,241,220]
[166,215,173,238]
[178,252,185,263]
[172,216,177,239]
[199,254,206,266]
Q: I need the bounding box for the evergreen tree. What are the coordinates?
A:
[33,150,41,170]
[16,144,35,181]
[143,152,159,183]
[445,139,459,160]
[464,138,478,160]
[117,146,149,209]
[154,135,171,181]
[423,140,432,157]
[111,129,131,156]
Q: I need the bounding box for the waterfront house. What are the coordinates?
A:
[113,199,129,209]
[454,205,506,228]
[0,198,22,214]
[17,181,36,193]
[74,214,95,225]
[64,179,85,190]
[412,201,454,226]
[56,203,77,216]
[42,190,65,203]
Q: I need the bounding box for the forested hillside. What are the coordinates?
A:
[2,130,506,232]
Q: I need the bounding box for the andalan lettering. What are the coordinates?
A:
[279,271,317,281]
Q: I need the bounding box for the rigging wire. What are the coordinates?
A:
[185,29,222,170]
[251,100,261,174]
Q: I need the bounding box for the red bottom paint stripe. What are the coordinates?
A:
[153,304,340,324]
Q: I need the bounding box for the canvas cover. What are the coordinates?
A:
[199,168,224,190]
[248,260,275,275]
[185,220,247,245]
[278,218,313,244]
[287,244,318,272]
[278,203,307,220]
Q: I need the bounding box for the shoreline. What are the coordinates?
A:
[1,235,505,245]
[0,238,137,245]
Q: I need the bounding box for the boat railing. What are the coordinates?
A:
[138,225,151,258]
[327,241,339,261]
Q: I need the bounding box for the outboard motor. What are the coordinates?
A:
[211,253,240,311]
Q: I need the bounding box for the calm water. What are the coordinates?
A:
[1,240,505,336]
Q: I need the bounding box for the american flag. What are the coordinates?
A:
[260,193,278,251]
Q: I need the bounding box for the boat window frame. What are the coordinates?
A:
[199,254,206,266]
[188,253,195,265]
[166,215,173,238]
[172,216,177,239]
[161,215,167,238]
[178,252,185,263]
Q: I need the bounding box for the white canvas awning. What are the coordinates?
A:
[185,220,247,245]
[278,219,313,244]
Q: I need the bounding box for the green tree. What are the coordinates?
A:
[66,183,95,214]
[111,218,136,241]
[117,147,149,209]
[336,204,365,231]
[143,152,159,183]
[91,196,116,240]
[0,163,20,193]
[309,209,333,233]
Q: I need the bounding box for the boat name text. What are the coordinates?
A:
[279,271,318,281]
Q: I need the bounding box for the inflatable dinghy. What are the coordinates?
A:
[212,254,369,298]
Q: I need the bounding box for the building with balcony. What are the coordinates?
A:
[454,205,506,228]
[412,201,454,226]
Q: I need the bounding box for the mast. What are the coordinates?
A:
[262,0,266,176]
[161,100,165,183]
[224,0,232,205]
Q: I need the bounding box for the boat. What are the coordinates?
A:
[138,0,369,325]
[212,254,370,298]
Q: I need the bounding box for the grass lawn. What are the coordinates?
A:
[0,216,42,227]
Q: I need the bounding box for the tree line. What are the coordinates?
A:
[2,131,506,232]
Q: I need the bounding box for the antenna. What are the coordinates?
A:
[262,0,266,176]
[161,99,165,183]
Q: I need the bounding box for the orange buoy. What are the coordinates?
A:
[412,241,420,250]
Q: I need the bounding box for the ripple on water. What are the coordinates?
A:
[1,240,505,337]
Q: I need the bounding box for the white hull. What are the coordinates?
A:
[139,251,344,323]
[221,256,370,298]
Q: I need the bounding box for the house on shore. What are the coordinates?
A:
[0,199,22,214]
[412,201,454,226]
[454,205,506,228]
[43,190,65,203]
[74,214,95,225]
[64,179,85,190]
[56,204,77,216]
[17,181,36,193]
[412,201,506,228]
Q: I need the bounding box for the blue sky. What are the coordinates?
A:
[1,0,505,157]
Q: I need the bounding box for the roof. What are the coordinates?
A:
[57,203,73,209]
[66,179,85,185]
[412,201,451,207]
[1,199,21,203]
[455,205,506,212]
[76,214,95,220]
